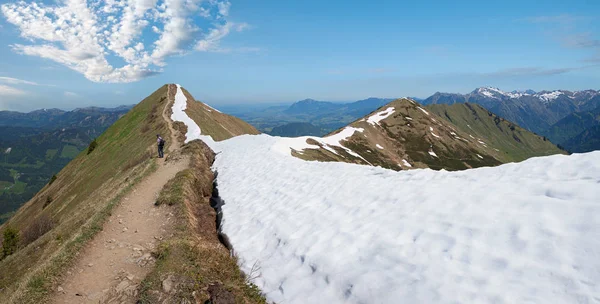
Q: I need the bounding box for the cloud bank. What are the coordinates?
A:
[1,0,247,83]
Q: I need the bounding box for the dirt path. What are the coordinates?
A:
[53,86,188,303]
[163,84,182,153]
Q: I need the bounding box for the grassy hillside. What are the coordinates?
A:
[295,98,503,171]
[0,86,170,303]
[293,99,566,171]
[428,103,565,162]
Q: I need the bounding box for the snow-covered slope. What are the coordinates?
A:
[171,85,600,304]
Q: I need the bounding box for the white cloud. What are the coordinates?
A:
[0,76,38,85]
[64,91,78,97]
[217,1,231,17]
[195,22,249,52]
[0,84,27,96]
[1,0,248,83]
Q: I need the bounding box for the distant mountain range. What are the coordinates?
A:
[0,105,134,129]
[232,97,396,136]
[269,122,325,137]
[225,89,600,153]
[421,87,600,153]
[422,87,600,134]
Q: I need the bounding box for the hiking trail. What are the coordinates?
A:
[53,85,189,303]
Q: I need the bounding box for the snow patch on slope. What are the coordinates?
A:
[171,84,212,144]
[204,103,222,113]
[367,107,395,125]
[418,107,429,115]
[272,127,369,162]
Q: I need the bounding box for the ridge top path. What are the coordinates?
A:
[53,86,189,304]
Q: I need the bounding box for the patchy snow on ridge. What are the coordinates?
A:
[171,84,209,144]
[376,144,384,149]
[401,159,412,167]
[417,107,429,115]
[367,107,395,125]
[171,86,600,304]
[272,126,369,162]
[428,150,438,157]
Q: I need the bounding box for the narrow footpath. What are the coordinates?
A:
[53,86,188,303]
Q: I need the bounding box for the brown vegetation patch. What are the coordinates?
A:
[21,214,54,247]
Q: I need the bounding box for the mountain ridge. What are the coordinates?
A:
[422,87,600,134]
[282,97,564,170]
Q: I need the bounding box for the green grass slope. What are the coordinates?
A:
[428,103,565,162]
[0,85,170,303]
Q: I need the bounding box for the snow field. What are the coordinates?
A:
[214,142,600,303]
[171,84,600,304]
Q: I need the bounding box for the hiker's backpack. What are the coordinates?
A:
[159,137,166,146]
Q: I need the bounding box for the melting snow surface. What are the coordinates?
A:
[367,107,395,125]
[171,85,600,304]
[376,144,384,149]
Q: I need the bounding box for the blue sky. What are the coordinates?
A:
[0,0,599,111]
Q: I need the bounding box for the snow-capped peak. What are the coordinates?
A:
[476,87,504,99]
[474,87,528,99]
[534,91,564,103]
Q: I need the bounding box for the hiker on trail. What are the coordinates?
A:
[156,134,165,158]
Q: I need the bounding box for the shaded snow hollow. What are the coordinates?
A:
[170,85,600,304]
